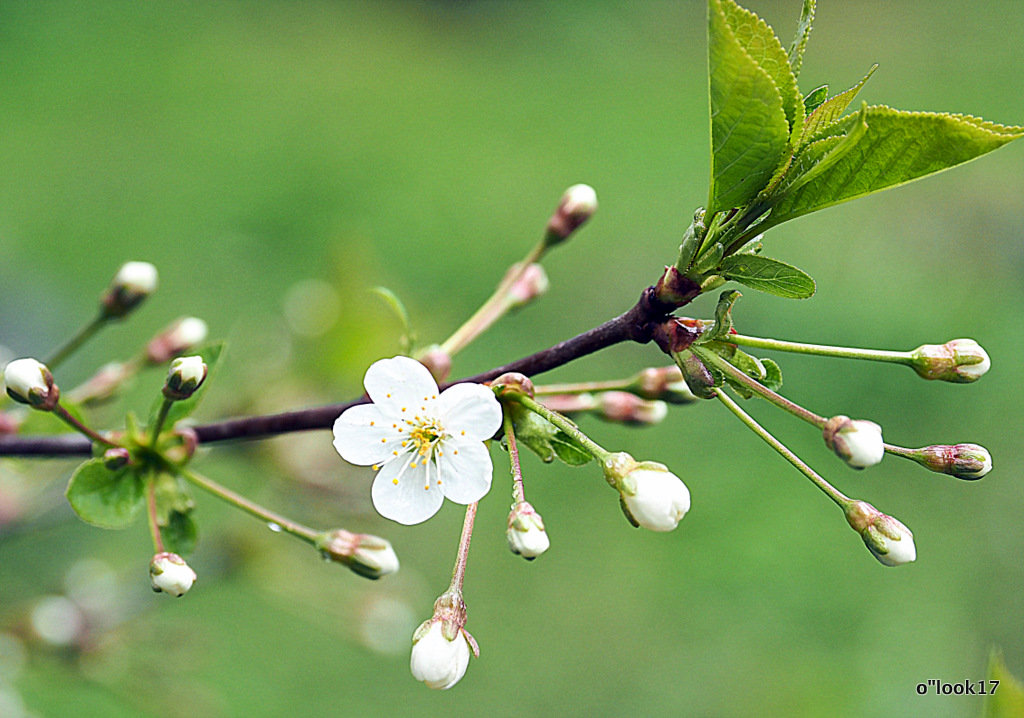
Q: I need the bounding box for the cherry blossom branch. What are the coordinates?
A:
[0,283,693,458]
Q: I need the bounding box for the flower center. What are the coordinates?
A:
[407,416,445,457]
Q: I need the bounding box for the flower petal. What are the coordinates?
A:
[372,457,445,525]
[436,438,493,504]
[437,382,502,441]
[363,356,439,418]
[332,404,399,466]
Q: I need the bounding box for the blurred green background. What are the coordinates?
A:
[1,1,1022,716]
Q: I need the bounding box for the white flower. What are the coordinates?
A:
[410,620,472,690]
[824,416,884,469]
[333,356,502,525]
[3,358,52,404]
[149,552,197,597]
[506,501,550,559]
[612,458,691,532]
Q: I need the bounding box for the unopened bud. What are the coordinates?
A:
[596,391,668,426]
[417,346,452,384]
[911,443,992,480]
[490,372,535,399]
[146,317,208,364]
[410,590,479,690]
[0,411,20,435]
[100,261,158,319]
[507,263,549,308]
[3,358,59,411]
[102,447,131,470]
[315,529,400,579]
[506,501,550,559]
[823,416,884,469]
[163,355,207,400]
[677,351,717,399]
[631,366,697,404]
[910,339,990,383]
[605,453,691,532]
[66,361,131,405]
[544,184,598,245]
[149,552,197,596]
[845,501,916,566]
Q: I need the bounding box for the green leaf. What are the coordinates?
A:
[65,459,144,529]
[371,286,415,354]
[802,84,828,115]
[508,404,592,467]
[766,106,1024,228]
[984,648,1024,718]
[719,254,816,298]
[787,0,815,78]
[801,65,877,140]
[162,509,198,556]
[707,0,792,214]
[700,290,742,343]
[779,103,870,198]
[148,341,225,429]
[550,431,593,467]
[761,358,784,392]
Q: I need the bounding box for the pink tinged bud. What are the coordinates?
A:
[545,184,598,245]
[823,416,884,469]
[149,552,197,597]
[3,358,59,411]
[67,361,129,404]
[146,317,208,364]
[845,501,916,566]
[163,355,207,400]
[507,263,549,308]
[910,339,990,383]
[101,261,158,318]
[506,501,550,560]
[490,372,536,399]
[102,447,131,470]
[417,347,452,384]
[315,529,400,580]
[597,391,668,426]
[0,411,20,434]
[633,366,697,404]
[916,443,992,480]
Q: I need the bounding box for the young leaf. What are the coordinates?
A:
[802,84,828,115]
[984,648,1024,718]
[371,286,415,354]
[761,358,784,391]
[65,459,144,529]
[699,290,742,343]
[707,0,791,214]
[802,65,877,140]
[719,254,816,298]
[787,0,815,78]
[507,403,592,467]
[162,509,198,557]
[765,106,1023,228]
[550,430,593,467]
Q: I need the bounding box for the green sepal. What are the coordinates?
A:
[707,0,792,214]
[761,358,784,392]
[719,254,816,299]
[147,341,225,429]
[507,403,592,467]
[65,459,144,529]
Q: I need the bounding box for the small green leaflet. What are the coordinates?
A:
[801,65,877,141]
[65,459,144,529]
[983,648,1024,718]
[802,84,828,115]
[787,0,815,78]
[719,254,815,299]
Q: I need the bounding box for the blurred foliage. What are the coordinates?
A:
[0,1,1022,716]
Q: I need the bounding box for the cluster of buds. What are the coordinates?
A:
[315,529,400,580]
[603,452,690,532]
[4,358,59,411]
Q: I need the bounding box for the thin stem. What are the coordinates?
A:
[51,404,118,448]
[691,346,826,428]
[882,443,916,459]
[181,469,319,544]
[146,477,165,553]
[503,410,526,504]
[150,399,173,447]
[715,388,850,509]
[449,501,478,593]
[727,334,910,364]
[534,378,631,396]
[505,392,610,461]
[45,315,108,369]
[440,243,546,357]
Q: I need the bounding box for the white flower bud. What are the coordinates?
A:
[3,358,59,410]
[507,263,549,308]
[101,261,158,318]
[823,416,884,469]
[506,501,550,560]
[914,443,992,480]
[545,183,598,245]
[910,338,990,383]
[597,391,668,426]
[149,552,197,597]
[316,529,400,579]
[606,454,691,532]
[146,317,208,364]
[845,501,916,566]
[410,620,472,690]
[163,355,207,400]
